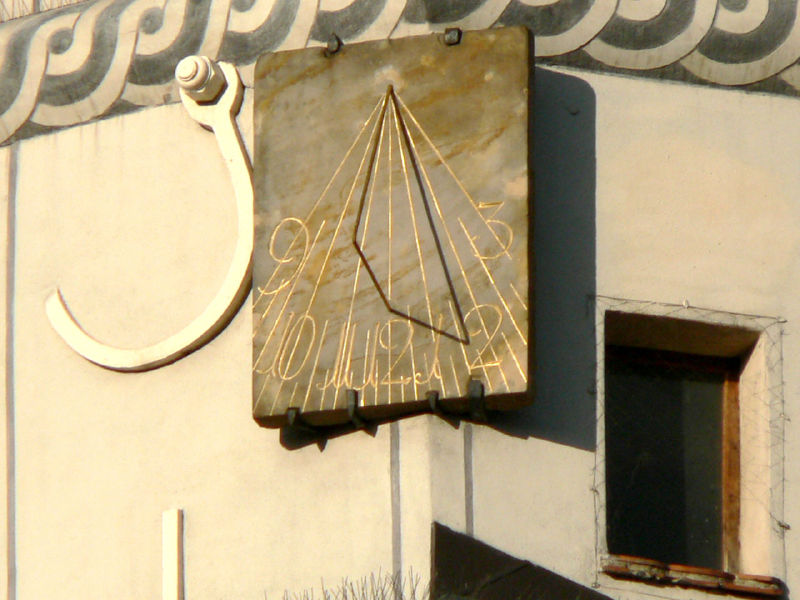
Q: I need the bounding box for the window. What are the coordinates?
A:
[598,306,785,596]
[604,345,739,571]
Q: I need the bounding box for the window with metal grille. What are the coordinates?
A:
[598,307,786,596]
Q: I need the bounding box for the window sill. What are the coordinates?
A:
[600,555,785,597]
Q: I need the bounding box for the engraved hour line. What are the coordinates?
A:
[319,368,330,409]
[407,303,419,401]
[340,92,390,401]
[352,327,371,394]
[254,314,294,409]
[280,314,316,381]
[413,324,446,395]
[252,275,283,338]
[329,320,351,405]
[457,217,525,345]
[318,322,347,411]
[318,321,347,392]
[387,101,394,302]
[435,315,447,394]
[359,324,381,406]
[252,390,270,417]
[391,97,437,347]
[330,321,358,410]
[356,327,374,396]
[270,378,286,416]
[502,331,526,380]
[253,95,387,311]
[400,356,405,402]
[253,220,327,372]
[373,324,380,407]
[255,309,295,377]
[336,322,352,395]
[421,350,447,398]
[258,313,295,380]
[387,106,394,406]
[302,318,330,412]
[398,101,504,391]
[372,115,392,408]
[449,355,461,397]
[510,282,527,311]
[393,93,511,260]
[419,314,447,395]
[342,324,359,406]
[449,291,491,388]
[350,323,380,406]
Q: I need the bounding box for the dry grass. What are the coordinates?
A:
[278,570,429,600]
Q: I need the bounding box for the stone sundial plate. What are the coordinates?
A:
[253,27,531,426]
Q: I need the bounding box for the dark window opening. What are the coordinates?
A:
[604,345,740,571]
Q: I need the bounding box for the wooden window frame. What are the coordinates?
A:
[604,345,740,572]
[723,374,740,573]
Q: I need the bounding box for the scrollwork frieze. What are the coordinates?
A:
[2,0,800,146]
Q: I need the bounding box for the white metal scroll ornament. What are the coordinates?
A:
[45,57,253,371]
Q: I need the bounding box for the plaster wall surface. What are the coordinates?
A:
[1,144,11,600]
[3,64,800,600]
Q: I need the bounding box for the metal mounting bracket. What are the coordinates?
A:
[347,389,367,429]
[467,379,487,422]
[45,56,253,372]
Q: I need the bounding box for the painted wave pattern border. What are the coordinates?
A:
[2,0,800,145]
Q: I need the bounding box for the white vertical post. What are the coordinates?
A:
[162,509,184,600]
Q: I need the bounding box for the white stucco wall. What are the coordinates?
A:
[1,144,11,600]
[1,64,799,599]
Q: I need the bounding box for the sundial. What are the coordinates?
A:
[253,27,531,426]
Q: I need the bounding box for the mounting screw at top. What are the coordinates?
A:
[175,55,225,102]
[444,27,462,46]
[325,33,343,56]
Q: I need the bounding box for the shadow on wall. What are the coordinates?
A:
[489,66,597,452]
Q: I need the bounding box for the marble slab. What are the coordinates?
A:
[253,27,531,426]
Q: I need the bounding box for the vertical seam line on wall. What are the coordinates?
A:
[390,422,402,585]
[5,143,17,600]
[776,321,787,580]
[463,423,473,536]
